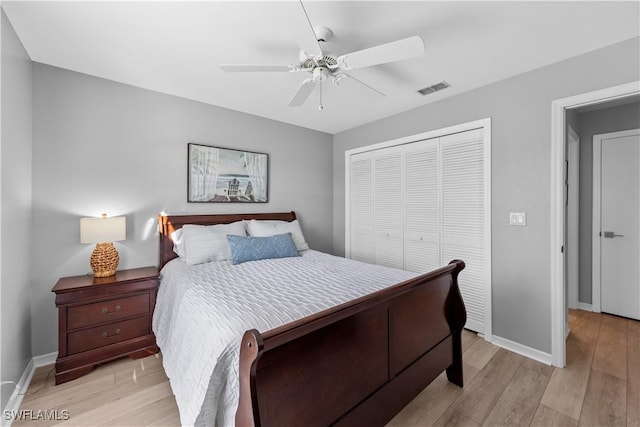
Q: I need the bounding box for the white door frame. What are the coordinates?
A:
[550,81,640,367]
[592,129,640,313]
[567,126,580,311]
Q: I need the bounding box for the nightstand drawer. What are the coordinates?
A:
[67,316,150,355]
[68,293,150,329]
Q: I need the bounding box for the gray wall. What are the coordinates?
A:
[333,37,640,354]
[576,102,640,304]
[31,64,333,355]
[1,9,33,409]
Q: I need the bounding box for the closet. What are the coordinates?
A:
[346,124,490,334]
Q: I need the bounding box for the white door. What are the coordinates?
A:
[597,129,640,320]
[403,137,440,273]
[349,152,374,263]
[373,146,404,269]
[440,129,488,333]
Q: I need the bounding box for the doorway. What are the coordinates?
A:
[550,81,640,367]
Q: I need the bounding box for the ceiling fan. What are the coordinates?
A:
[220,1,425,110]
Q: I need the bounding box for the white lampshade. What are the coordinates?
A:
[80,215,126,244]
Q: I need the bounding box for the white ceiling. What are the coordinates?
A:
[3,1,639,134]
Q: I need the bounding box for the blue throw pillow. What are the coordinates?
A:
[226,233,300,265]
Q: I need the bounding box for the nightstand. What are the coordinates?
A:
[52,266,160,385]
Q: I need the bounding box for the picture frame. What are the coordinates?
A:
[188,143,268,203]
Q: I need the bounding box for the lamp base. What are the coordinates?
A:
[90,242,119,278]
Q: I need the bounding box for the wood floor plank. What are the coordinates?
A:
[387,373,465,427]
[530,404,579,427]
[628,318,640,427]
[568,309,601,352]
[96,385,177,426]
[579,369,627,427]
[55,370,170,424]
[462,329,480,354]
[541,332,595,420]
[433,408,481,427]
[146,411,182,427]
[520,357,555,377]
[23,366,56,397]
[113,355,165,387]
[592,314,628,380]
[463,337,499,370]
[19,372,115,412]
[54,382,173,427]
[129,394,180,426]
[481,364,551,426]
[447,349,524,425]
[387,362,480,427]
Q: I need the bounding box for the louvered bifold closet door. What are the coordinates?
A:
[404,138,440,273]
[374,146,404,269]
[441,129,486,333]
[349,152,375,263]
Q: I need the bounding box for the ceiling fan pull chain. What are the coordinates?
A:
[319,77,324,111]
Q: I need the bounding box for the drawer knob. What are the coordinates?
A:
[102,328,121,338]
[102,305,121,315]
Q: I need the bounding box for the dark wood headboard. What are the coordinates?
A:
[157,211,297,269]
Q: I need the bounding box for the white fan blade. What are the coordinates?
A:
[289,79,317,106]
[220,64,293,72]
[296,0,323,57]
[338,36,424,70]
[334,74,385,101]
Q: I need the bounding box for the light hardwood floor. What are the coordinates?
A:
[13,309,639,426]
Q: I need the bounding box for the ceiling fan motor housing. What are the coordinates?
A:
[313,67,329,81]
[302,54,338,71]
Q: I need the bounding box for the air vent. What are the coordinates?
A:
[418,81,451,96]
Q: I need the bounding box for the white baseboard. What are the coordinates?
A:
[32,352,57,368]
[2,352,57,427]
[578,302,593,312]
[2,360,34,427]
[490,335,552,366]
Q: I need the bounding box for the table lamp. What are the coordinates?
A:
[80,214,126,277]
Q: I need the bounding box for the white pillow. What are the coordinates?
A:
[182,221,246,265]
[171,228,186,258]
[245,219,309,251]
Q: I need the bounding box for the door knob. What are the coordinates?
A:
[603,231,624,238]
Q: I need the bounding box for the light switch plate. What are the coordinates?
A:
[509,212,527,226]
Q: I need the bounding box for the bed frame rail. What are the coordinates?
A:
[236,259,466,427]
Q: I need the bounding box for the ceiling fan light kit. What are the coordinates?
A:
[219,1,425,110]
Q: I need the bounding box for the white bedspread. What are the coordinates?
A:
[152,250,418,427]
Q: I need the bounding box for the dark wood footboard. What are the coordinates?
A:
[236,259,466,427]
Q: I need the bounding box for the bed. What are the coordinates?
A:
[155,211,466,427]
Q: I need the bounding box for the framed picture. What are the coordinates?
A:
[188,143,268,203]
